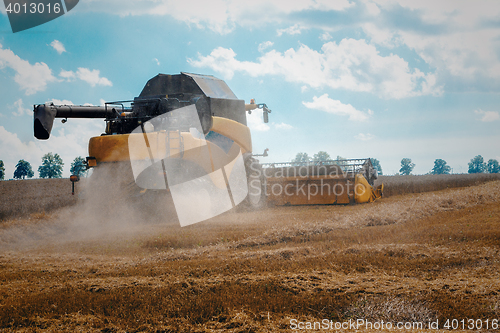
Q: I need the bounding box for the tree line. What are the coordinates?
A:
[1,152,498,180]
[290,152,500,176]
[399,155,500,175]
[0,154,87,180]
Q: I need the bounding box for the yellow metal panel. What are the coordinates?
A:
[89,116,253,162]
[89,135,131,162]
[211,116,252,154]
[89,129,244,191]
[354,174,375,203]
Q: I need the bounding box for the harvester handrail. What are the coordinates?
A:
[262,158,371,174]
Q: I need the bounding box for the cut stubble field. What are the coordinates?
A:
[0,174,500,332]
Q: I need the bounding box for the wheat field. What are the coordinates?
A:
[0,173,499,332]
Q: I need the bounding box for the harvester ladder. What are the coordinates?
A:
[166,130,184,158]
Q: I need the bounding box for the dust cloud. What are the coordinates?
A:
[0,162,180,252]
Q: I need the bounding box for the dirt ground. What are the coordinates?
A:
[1,179,499,332]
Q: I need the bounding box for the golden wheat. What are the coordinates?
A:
[0,177,499,332]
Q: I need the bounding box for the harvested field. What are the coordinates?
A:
[1,173,498,221]
[375,173,500,197]
[0,178,81,220]
[0,175,499,332]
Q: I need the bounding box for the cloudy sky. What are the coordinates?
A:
[0,0,499,177]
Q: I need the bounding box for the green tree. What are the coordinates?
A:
[291,152,310,164]
[468,155,486,174]
[487,159,500,173]
[370,158,383,175]
[38,153,64,179]
[70,156,87,177]
[13,160,34,179]
[313,151,331,163]
[431,158,451,175]
[399,158,415,175]
[0,160,5,180]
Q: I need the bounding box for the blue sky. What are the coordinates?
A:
[0,0,499,177]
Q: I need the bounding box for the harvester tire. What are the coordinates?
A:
[241,154,267,210]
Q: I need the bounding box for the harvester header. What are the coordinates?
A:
[263,158,382,205]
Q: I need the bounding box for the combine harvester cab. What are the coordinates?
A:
[263,158,383,205]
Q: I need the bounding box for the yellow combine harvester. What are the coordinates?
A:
[33,72,382,215]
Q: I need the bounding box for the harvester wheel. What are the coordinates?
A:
[241,154,267,210]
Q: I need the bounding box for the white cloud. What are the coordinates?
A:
[274,122,293,130]
[50,40,66,54]
[76,0,353,34]
[362,0,381,16]
[189,39,442,99]
[59,69,75,80]
[49,99,74,105]
[0,43,57,95]
[277,24,304,36]
[355,133,375,141]
[0,118,104,178]
[59,68,112,87]
[11,99,31,117]
[0,126,42,177]
[73,68,112,87]
[63,1,500,93]
[303,94,371,121]
[319,32,332,41]
[362,23,402,48]
[153,58,161,66]
[246,109,270,132]
[304,0,354,11]
[361,1,500,90]
[394,29,500,83]
[373,0,500,27]
[258,41,274,53]
[188,47,262,80]
[475,109,500,122]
